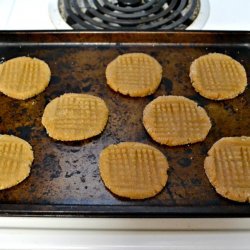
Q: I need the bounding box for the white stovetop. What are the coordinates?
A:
[0,217,250,249]
[0,0,249,249]
[0,0,250,30]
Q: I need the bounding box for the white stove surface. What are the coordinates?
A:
[0,217,250,249]
[0,0,250,30]
[0,0,250,249]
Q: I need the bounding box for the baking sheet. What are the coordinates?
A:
[0,31,249,217]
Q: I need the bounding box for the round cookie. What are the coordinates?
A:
[99,142,169,199]
[0,56,51,100]
[190,53,247,100]
[204,137,250,202]
[143,96,211,146]
[105,53,162,97]
[0,135,34,190]
[42,93,109,141]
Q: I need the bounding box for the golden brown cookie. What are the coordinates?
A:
[143,96,211,146]
[204,137,250,202]
[105,53,162,97]
[99,142,169,199]
[0,56,51,100]
[0,135,34,190]
[190,53,247,100]
[42,93,109,141]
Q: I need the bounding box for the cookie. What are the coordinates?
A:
[105,53,162,97]
[99,142,169,199]
[143,96,211,146]
[190,53,247,100]
[0,135,34,190]
[42,93,109,141]
[204,137,250,202]
[0,56,51,100]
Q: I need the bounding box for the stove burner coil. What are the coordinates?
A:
[59,0,200,30]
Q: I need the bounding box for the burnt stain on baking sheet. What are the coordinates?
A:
[162,77,173,94]
[189,94,210,107]
[191,178,202,186]
[43,154,62,180]
[51,76,61,85]
[0,33,249,216]
[177,158,192,168]
[184,148,193,154]
[46,90,65,101]
[16,126,33,141]
[81,83,92,92]
[65,170,81,178]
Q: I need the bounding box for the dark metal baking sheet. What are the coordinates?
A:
[0,31,249,217]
